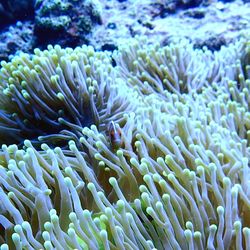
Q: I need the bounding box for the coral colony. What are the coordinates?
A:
[0,37,249,249]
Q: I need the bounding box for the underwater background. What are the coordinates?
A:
[0,0,250,249]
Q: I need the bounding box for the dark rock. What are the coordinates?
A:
[0,21,34,61]
[0,0,35,29]
[183,9,205,18]
[34,0,102,49]
[151,0,203,16]
[194,36,227,52]
[101,43,118,52]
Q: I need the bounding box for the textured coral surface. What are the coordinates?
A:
[0,37,250,249]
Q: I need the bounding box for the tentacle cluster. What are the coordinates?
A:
[114,37,246,95]
[0,38,249,249]
[0,45,134,146]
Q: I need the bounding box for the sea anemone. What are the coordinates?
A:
[0,37,249,249]
[0,45,134,147]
